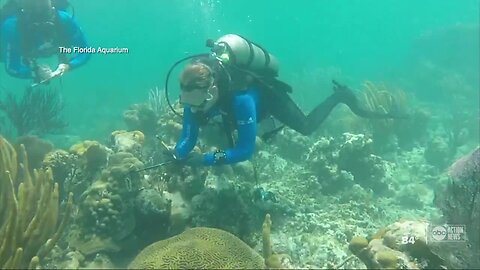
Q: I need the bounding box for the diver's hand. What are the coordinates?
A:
[33,65,54,82]
[51,63,70,77]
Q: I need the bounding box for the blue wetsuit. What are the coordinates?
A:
[0,10,89,78]
[175,87,262,166]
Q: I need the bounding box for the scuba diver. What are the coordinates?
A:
[167,34,404,167]
[0,0,89,83]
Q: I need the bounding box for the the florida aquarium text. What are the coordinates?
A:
[59,46,129,54]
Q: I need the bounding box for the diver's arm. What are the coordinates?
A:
[204,93,257,165]
[59,11,90,68]
[174,106,200,159]
[1,18,33,79]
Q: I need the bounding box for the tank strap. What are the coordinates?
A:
[237,34,255,68]
[245,38,255,68]
[238,34,272,75]
[253,42,271,71]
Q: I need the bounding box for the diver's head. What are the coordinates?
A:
[179,62,219,113]
[20,0,55,24]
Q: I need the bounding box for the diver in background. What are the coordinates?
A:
[0,0,89,83]
[170,34,405,167]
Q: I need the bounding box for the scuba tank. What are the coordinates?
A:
[207,34,279,77]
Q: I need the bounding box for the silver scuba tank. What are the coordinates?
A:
[210,34,279,77]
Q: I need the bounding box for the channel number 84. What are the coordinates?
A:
[401,235,416,244]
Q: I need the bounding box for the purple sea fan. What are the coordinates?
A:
[448,147,480,180]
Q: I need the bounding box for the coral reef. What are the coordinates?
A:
[69,140,110,172]
[128,214,284,269]
[303,132,392,195]
[133,188,172,244]
[166,160,208,200]
[23,74,476,269]
[190,183,255,240]
[262,213,292,268]
[123,103,157,135]
[155,102,184,145]
[128,227,266,269]
[350,220,475,269]
[361,81,410,152]
[42,149,79,200]
[69,152,144,255]
[110,130,145,154]
[272,128,310,162]
[15,135,54,171]
[337,133,391,193]
[164,191,192,235]
[0,87,67,136]
[359,81,436,153]
[0,136,73,268]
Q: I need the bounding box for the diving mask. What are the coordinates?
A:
[179,77,215,108]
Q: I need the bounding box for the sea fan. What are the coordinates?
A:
[0,87,67,136]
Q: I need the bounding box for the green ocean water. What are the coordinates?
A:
[1,1,480,268]
[3,0,478,140]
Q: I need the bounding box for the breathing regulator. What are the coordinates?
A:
[164,34,279,117]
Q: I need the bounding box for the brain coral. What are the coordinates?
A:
[128,227,265,269]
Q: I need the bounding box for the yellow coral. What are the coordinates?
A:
[43,149,70,167]
[111,130,145,145]
[128,227,265,269]
[263,213,273,259]
[131,130,145,145]
[376,250,399,269]
[69,140,98,155]
[361,81,409,137]
[111,130,145,153]
[371,227,388,240]
[349,236,369,255]
[69,140,108,169]
[0,136,73,268]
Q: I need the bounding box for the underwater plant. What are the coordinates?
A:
[0,87,67,136]
[361,81,419,152]
[148,86,167,117]
[0,136,73,269]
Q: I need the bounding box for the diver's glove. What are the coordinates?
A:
[33,64,54,83]
[51,63,70,77]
